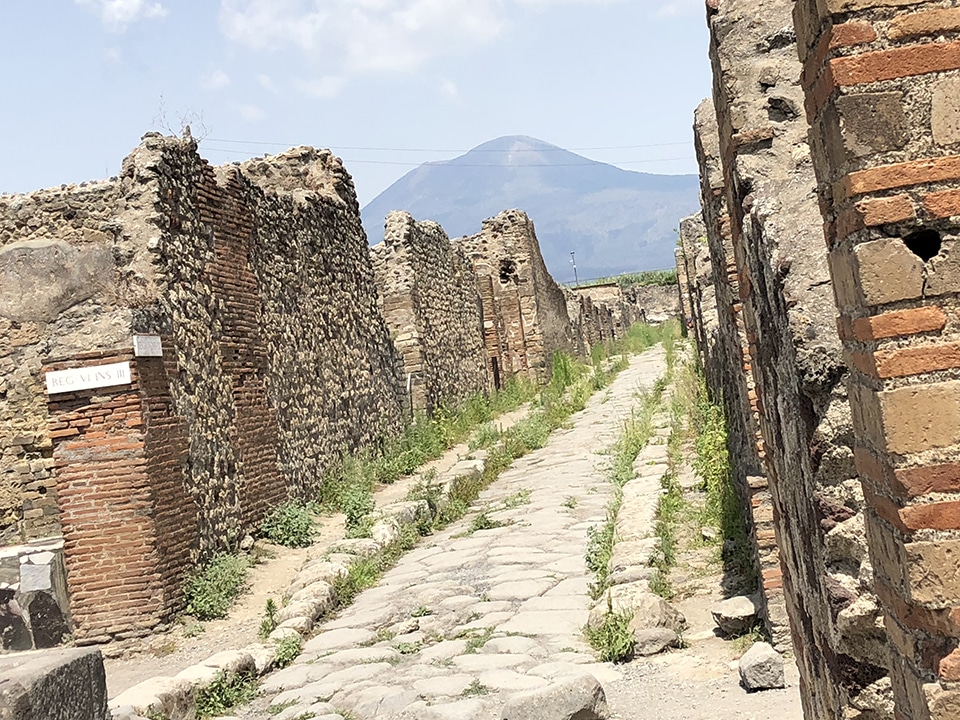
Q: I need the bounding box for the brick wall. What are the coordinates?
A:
[793,2,960,717]
[457,210,577,382]
[371,211,488,416]
[698,0,890,717]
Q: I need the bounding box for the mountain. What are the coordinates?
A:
[360,135,701,282]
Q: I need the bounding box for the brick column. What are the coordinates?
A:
[795,2,960,717]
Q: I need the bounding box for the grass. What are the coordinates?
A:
[585,383,666,600]
[685,360,758,593]
[195,671,258,718]
[183,554,251,621]
[568,269,679,290]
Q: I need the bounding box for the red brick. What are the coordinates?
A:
[849,307,947,342]
[923,189,960,219]
[896,463,960,498]
[889,8,960,41]
[872,341,960,378]
[832,21,879,49]
[831,41,960,87]
[835,195,917,240]
[863,481,909,534]
[837,155,960,201]
[940,647,960,682]
[900,501,960,532]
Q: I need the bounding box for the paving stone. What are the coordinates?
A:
[477,669,549,692]
[303,628,377,654]
[452,653,534,672]
[484,579,556,601]
[412,673,476,698]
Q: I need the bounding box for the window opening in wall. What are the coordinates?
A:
[902,228,942,262]
[499,259,518,283]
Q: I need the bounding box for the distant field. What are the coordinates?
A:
[565,269,679,290]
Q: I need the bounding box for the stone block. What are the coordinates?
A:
[852,239,924,306]
[906,540,960,607]
[836,92,908,157]
[933,76,960,147]
[0,647,108,720]
[108,676,195,720]
[879,380,960,455]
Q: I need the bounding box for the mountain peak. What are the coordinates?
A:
[361,136,700,279]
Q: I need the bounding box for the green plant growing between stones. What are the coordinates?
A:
[585,605,635,663]
[462,679,491,697]
[259,598,279,639]
[395,641,421,655]
[563,496,578,509]
[260,500,315,547]
[195,671,258,718]
[273,634,303,668]
[411,605,433,617]
[502,488,532,508]
[268,700,297,715]
[470,511,505,533]
[183,554,250,621]
[463,627,494,653]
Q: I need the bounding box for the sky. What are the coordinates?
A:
[0,1,711,206]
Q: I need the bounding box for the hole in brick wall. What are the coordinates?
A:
[902,228,942,261]
[499,259,518,283]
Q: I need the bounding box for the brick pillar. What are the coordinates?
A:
[795,3,960,717]
[46,349,195,642]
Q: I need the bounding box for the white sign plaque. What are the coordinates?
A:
[133,335,163,357]
[45,361,132,395]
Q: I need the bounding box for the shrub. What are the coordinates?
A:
[273,634,302,668]
[195,671,258,718]
[184,554,250,621]
[585,607,635,663]
[260,501,314,548]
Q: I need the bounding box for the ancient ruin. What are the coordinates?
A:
[370,211,488,417]
[0,137,629,652]
[679,1,960,718]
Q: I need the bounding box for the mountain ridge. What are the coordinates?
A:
[360,135,700,282]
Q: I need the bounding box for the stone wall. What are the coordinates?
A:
[687,100,791,652]
[793,2,960,717]
[691,1,890,718]
[371,211,488,416]
[0,136,406,642]
[628,284,680,323]
[457,210,577,383]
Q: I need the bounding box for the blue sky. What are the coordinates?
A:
[1,1,710,206]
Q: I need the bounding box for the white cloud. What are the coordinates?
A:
[656,0,702,17]
[218,0,622,95]
[75,0,168,32]
[257,74,278,93]
[440,79,459,100]
[296,76,347,99]
[202,69,232,90]
[238,104,265,123]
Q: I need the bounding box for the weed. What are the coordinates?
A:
[184,554,250,621]
[469,422,502,451]
[462,679,491,697]
[470,511,505,533]
[731,625,767,655]
[411,605,433,617]
[395,641,421,655]
[182,622,204,638]
[259,598,279,639]
[268,700,297,715]
[376,628,396,643]
[502,489,532,508]
[274,634,303,668]
[562,496,578,509]
[260,501,315,547]
[464,627,494,653]
[195,671,258,718]
[585,606,635,663]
